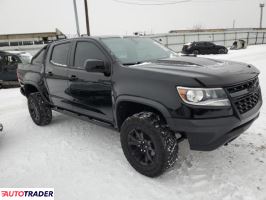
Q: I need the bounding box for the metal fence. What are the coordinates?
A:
[2,30,266,54]
[149,30,266,52]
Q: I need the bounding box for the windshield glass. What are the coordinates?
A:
[101,37,177,65]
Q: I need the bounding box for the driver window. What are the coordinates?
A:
[74,41,106,69]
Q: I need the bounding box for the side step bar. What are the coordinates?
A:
[53,107,116,131]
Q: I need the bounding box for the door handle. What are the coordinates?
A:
[69,75,78,81]
[47,71,53,76]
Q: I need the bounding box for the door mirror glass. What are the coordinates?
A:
[84,59,106,73]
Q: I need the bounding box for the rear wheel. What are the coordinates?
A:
[28,93,52,126]
[192,50,200,55]
[120,112,178,177]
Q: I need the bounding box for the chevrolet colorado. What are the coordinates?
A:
[17,36,262,177]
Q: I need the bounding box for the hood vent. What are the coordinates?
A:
[156,59,201,67]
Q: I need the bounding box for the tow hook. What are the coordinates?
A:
[175,132,185,143]
[224,137,238,146]
[0,123,3,132]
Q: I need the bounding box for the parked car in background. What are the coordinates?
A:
[5,51,33,64]
[0,51,32,88]
[230,40,247,50]
[182,41,228,55]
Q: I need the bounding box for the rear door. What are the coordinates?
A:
[206,42,214,54]
[44,41,73,109]
[197,42,207,54]
[67,39,113,123]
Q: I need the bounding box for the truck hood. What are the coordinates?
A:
[130,56,260,86]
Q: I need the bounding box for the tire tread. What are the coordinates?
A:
[121,112,178,177]
[28,92,52,126]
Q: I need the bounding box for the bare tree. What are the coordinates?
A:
[192,24,203,31]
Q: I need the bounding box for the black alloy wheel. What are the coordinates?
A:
[128,128,156,166]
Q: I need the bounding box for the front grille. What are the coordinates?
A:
[227,77,259,94]
[226,77,261,114]
[234,90,260,114]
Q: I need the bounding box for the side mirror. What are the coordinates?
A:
[84,59,107,74]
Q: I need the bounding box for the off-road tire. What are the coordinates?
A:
[120,112,178,177]
[27,92,52,126]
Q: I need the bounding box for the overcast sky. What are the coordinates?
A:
[0,0,265,36]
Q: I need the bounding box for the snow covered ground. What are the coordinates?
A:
[0,45,266,200]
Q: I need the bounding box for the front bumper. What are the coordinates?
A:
[167,97,262,151]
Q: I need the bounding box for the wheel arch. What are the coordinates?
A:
[22,81,51,104]
[115,95,171,130]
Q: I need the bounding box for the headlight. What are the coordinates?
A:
[177,87,231,106]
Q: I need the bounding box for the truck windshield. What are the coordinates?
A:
[101,37,177,65]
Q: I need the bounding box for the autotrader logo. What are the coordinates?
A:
[0,188,54,200]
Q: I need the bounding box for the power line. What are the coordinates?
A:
[112,0,191,5]
[112,0,240,5]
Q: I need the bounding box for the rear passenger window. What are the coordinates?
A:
[51,43,70,66]
[205,42,213,46]
[74,42,106,68]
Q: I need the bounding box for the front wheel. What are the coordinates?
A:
[120,112,178,177]
[28,93,52,126]
[218,48,227,54]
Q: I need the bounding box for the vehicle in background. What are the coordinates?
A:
[182,41,228,55]
[230,40,247,50]
[5,51,33,64]
[0,51,31,88]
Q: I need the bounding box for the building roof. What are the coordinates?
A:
[169,28,266,33]
[0,29,65,40]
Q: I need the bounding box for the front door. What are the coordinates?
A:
[67,40,113,123]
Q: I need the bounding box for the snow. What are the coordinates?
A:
[0,45,266,200]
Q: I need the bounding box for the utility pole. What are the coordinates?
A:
[84,0,91,36]
[233,19,236,29]
[260,3,265,29]
[73,0,80,37]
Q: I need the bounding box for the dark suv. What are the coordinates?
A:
[182,41,228,55]
[17,36,262,177]
[0,51,31,88]
[0,51,20,88]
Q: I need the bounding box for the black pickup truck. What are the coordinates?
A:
[17,36,262,177]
